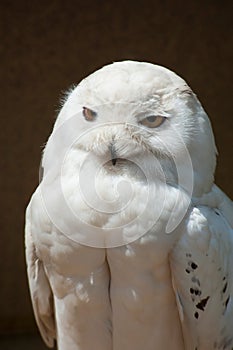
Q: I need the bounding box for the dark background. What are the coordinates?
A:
[0,0,232,348]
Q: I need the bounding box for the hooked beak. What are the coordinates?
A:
[109,143,117,166]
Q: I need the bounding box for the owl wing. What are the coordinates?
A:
[25,204,56,348]
[170,201,233,350]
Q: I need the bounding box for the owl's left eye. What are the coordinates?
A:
[140,115,165,128]
[82,107,97,121]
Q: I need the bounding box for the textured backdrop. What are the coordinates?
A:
[0,0,232,338]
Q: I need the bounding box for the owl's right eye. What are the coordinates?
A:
[140,115,165,128]
[82,107,97,121]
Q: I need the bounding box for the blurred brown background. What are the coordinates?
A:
[0,0,232,348]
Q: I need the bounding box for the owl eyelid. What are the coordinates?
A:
[142,114,166,120]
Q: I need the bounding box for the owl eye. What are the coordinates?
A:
[140,115,165,128]
[82,107,97,121]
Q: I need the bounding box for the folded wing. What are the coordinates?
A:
[25,206,56,348]
[170,202,233,350]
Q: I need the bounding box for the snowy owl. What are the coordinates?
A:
[25,61,233,350]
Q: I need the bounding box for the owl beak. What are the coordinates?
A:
[109,143,117,166]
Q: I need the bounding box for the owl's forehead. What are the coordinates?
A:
[77,61,187,106]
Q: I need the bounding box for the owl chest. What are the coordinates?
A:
[106,235,175,301]
[39,228,184,349]
[108,240,183,349]
[40,226,175,299]
[60,169,179,243]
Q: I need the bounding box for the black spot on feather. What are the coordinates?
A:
[225,296,230,309]
[191,262,198,270]
[196,296,210,311]
[223,282,228,294]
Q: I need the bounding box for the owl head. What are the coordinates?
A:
[47,61,216,198]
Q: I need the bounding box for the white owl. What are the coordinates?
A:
[25,61,233,350]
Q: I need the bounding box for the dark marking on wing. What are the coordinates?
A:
[191,262,198,270]
[222,282,228,294]
[225,296,230,308]
[196,296,210,311]
[223,296,230,315]
[188,260,198,270]
[190,288,201,296]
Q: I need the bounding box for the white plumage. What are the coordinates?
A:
[25,61,233,349]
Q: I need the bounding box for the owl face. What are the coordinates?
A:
[53,61,215,196]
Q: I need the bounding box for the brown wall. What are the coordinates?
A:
[0,0,232,335]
